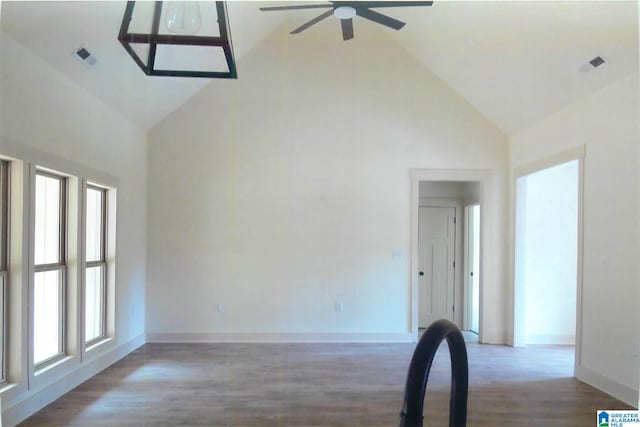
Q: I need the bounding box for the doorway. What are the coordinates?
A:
[416,180,481,333]
[514,157,581,351]
[464,204,480,334]
[410,169,490,341]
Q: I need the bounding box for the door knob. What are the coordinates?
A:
[419,272,424,276]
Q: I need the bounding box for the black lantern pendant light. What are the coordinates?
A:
[118,1,237,78]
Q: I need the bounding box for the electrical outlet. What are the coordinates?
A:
[335,301,344,312]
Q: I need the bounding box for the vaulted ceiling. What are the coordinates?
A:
[2,1,637,135]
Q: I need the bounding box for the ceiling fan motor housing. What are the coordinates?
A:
[334,6,356,20]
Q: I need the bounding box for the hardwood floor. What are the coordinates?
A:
[20,339,630,426]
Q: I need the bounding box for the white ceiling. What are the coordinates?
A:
[388,0,638,134]
[2,1,637,134]
[1,1,287,130]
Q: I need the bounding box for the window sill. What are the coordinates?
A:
[29,354,80,392]
[85,336,113,354]
[34,354,75,377]
[0,381,18,396]
[0,380,28,407]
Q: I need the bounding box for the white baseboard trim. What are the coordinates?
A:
[525,334,575,345]
[576,365,638,408]
[479,333,508,345]
[146,332,415,343]
[2,333,145,427]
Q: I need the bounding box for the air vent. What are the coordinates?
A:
[579,55,606,73]
[72,47,98,66]
[589,56,605,68]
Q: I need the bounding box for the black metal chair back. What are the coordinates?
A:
[398,319,469,427]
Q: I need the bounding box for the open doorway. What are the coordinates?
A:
[416,181,480,335]
[464,204,480,335]
[514,158,581,354]
[410,169,490,341]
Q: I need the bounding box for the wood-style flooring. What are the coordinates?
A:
[20,337,631,426]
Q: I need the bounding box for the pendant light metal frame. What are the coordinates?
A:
[118,1,237,78]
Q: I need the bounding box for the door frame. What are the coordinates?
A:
[512,145,585,373]
[463,203,480,332]
[410,169,490,341]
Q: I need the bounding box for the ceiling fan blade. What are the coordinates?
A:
[355,7,405,30]
[349,1,433,8]
[341,18,354,40]
[290,9,335,34]
[260,4,333,12]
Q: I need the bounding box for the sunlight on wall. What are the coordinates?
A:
[516,160,578,345]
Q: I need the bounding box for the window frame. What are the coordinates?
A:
[0,144,120,403]
[84,184,107,346]
[33,170,67,369]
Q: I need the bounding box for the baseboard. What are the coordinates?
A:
[145,332,415,343]
[2,333,145,427]
[525,333,575,345]
[479,332,509,345]
[576,365,638,408]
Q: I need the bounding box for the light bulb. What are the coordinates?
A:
[165,1,202,35]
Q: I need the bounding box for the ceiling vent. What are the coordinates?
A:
[580,55,606,72]
[589,56,605,68]
[72,47,98,67]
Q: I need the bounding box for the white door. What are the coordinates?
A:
[418,207,456,328]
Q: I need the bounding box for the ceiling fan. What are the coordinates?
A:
[259,1,433,41]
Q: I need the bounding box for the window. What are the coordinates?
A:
[85,185,106,344]
[0,160,8,383]
[33,171,66,367]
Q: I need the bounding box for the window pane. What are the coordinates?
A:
[34,270,61,364]
[35,175,61,265]
[86,188,103,262]
[85,266,104,342]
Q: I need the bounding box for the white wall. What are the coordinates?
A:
[462,182,480,206]
[0,30,146,425]
[146,24,509,343]
[517,161,578,345]
[419,181,479,205]
[511,73,639,405]
[419,181,466,199]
